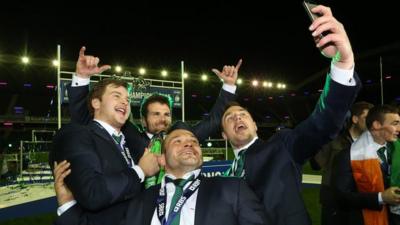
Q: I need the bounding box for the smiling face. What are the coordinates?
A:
[377,113,400,142]
[221,105,258,149]
[92,84,130,131]
[142,102,172,134]
[160,129,202,178]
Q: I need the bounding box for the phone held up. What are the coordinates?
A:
[303,1,328,38]
[302,1,320,22]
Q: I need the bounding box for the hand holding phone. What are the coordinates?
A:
[303,1,329,38]
[303,1,320,22]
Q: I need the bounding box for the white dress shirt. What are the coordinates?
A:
[150,169,201,225]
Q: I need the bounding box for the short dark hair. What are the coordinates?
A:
[350,101,374,117]
[140,94,172,119]
[87,78,129,115]
[366,104,399,129]
[223,101,242,114]
[221,101,251,128]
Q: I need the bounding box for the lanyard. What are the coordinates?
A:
[113,137,133,167]
[156,177,201,225]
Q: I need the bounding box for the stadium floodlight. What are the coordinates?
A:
[183,72,189,79]
[207,142,212,147]
[282,84,286,89]
[21,56,30,64]
[252,80,259,87]
[201,74,208,81]
[52,60,59,67]
[139,68,146,75]
[237,78,243,85]
[161,70,168,77]
[115,66,122,73]
[262,81,268,87]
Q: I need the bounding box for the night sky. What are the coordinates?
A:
[0,0,399,126]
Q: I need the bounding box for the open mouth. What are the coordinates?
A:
[115,107,127,116]
[235,123,247,132]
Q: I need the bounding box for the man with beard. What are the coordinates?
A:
[53,122,268,225]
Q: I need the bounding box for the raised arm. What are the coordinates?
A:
[68,47,111,125]
[286,5,361,165]
[191,60,241,142]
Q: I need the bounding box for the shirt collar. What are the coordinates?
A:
[146,132,154,140]
[94,119,124,138]
[162,169,201,188]
[233,136,258,158]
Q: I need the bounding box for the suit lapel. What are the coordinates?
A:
[194,176,211,225]
[89,121,115,143]
[89,121,130,167]
[244,139,263,171]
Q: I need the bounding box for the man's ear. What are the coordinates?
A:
[352,115,359,124]
[372,120,382,130]
[222,131,227,140]
[92,98,101,111]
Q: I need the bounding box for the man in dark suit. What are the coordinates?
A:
[332,105,400,225]
[220,5,361,225]
[50,78,161,225]
[309,101,373,225]
[53,122,268,225]
[68,46,239,160]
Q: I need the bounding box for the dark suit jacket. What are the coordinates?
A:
[243,74,361,225]
[50,121,143,225]
[331,148,383,225]
[67,84,236,160]
[55,176,268,225]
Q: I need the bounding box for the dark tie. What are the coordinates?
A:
[167,176,194,225]
[377,146,390,187]
[224,149,247,177]
[112,133,122,145]
[234,150,246,177]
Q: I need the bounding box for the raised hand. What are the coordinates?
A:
[309,5,354,69]
[211,59,242,86]
[75,46,111,78]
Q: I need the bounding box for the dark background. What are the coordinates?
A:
[0,0,399,147]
